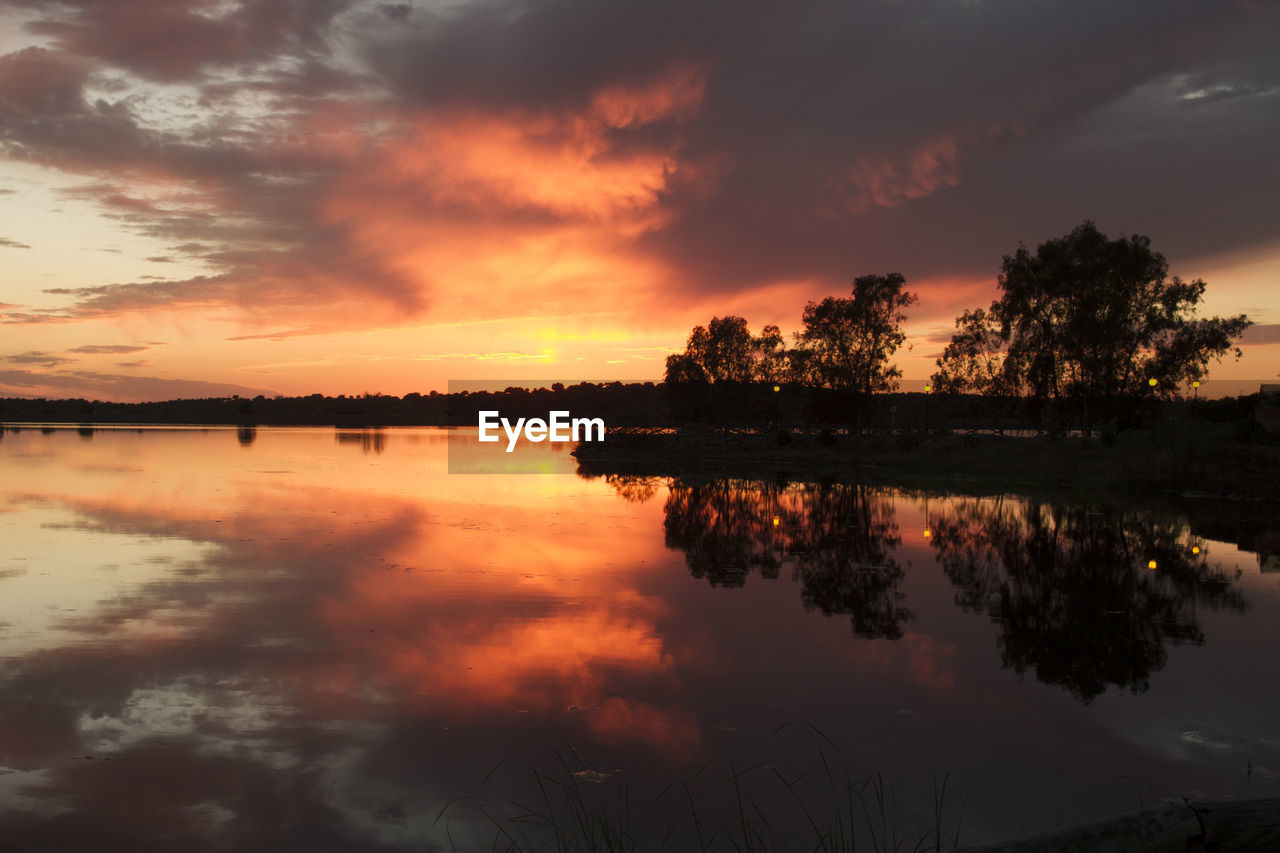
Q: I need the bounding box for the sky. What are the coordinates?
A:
[1,0,1278,402]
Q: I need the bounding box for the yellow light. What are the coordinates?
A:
[1192,381,1200,388]
[924,528,932,538]
[1192,546,1200,555]
[772,516,780,527]
[773,385,781,393]
[1148,559,1157,570]
[1148,378,1158,387]
[924,385,932,392]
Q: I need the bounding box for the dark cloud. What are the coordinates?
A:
[366,0,714,114]
[226,328,318,341]
[37,254,424,326]
[15,0,354,82]
[68,344,152,354]
[0,45,89,114]
[376,3,410,22]
[1242,323,1280,345]
[362,0,1279,290]
[632,0,1279,293]
[0,237,30,248]
[3,350,77,368]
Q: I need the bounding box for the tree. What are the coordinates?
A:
[751,323,790,384]
[664,316,788,384]
[792,273,917,393]
[664,316,792,424]
[930,308,1013,396]
[933,222,1251,408]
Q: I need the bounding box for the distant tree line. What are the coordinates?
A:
[664,221,1251,431]
[0,382,670,428]
[0,377,1265,436]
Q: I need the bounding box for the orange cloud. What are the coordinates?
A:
[590,63,707,129]
[846,121,1028,210]
[314,93,704,329]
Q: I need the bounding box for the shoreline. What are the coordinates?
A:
[574,425,1280,501]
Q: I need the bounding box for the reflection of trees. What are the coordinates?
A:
[790,483,910,640]
[336,429,386,454]
[606,475,661,504]
[929,498,1247,703]
[664,480,912,639]
[237,425,257,446]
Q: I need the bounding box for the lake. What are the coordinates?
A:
[1,425,1278,850]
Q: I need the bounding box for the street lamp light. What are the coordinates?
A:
[1192,380,1200,400]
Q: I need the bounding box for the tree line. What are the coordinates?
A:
[665,221,1251,429]
[1,222,1254,433]
[0,382,671,428]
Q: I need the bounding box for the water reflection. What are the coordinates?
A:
[662,478,913,639]
[652,474,1253,700]
[335,429,386,454]
[0,428,1275,850]
[928,497,1247,703]
[0,429,697,850]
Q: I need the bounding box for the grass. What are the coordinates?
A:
[434,726,966,852]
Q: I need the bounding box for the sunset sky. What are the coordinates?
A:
[2,0,1278,402]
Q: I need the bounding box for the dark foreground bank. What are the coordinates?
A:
[574,423,1280,501]
[957,797,1280,852]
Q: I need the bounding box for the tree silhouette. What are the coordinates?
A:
[928,496,1246,703]
[792,273,917,393]
[664,316,786,385]
[663,479,913,639]
[933,222,1250,418]
[663,317,790,423]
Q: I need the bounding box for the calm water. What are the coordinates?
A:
[1,426,1278,850]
